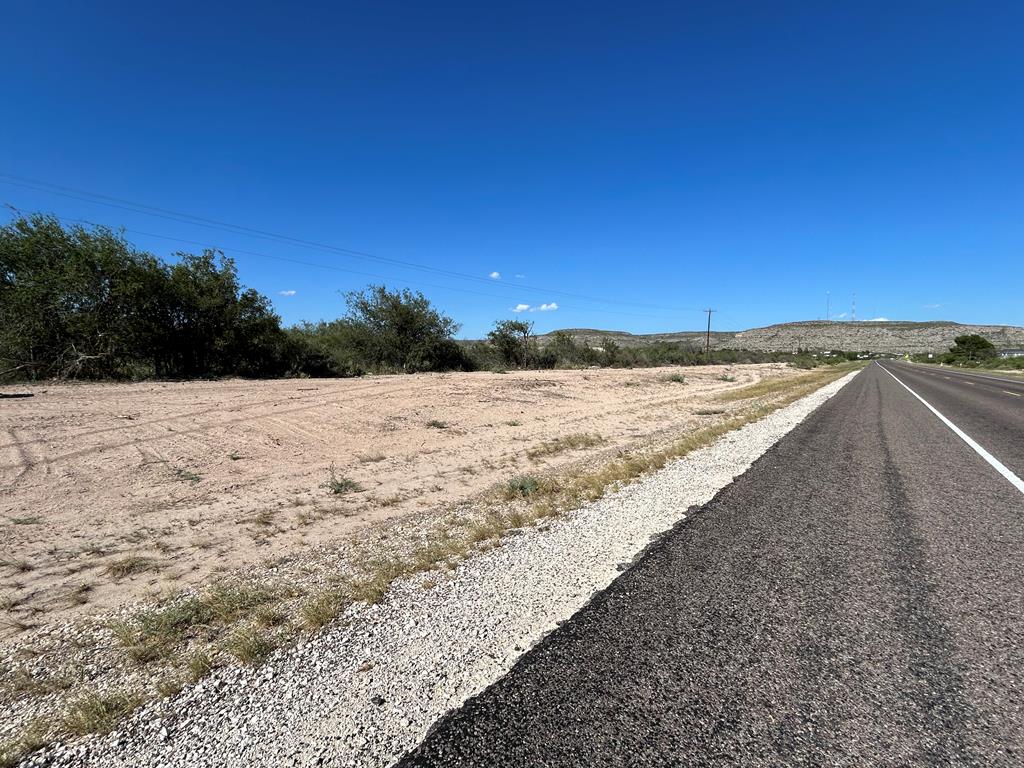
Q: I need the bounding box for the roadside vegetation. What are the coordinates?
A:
[3,213,863,383]
[910,334,1024,371]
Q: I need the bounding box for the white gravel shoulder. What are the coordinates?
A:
[32,371,857,768]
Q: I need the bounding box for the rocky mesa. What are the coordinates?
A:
[539,321,1024,355]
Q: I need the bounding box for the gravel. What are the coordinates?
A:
[26,372,856,768]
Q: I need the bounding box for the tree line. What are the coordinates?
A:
[2,212,830,382]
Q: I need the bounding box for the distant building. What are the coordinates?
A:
[998,348,1024,358]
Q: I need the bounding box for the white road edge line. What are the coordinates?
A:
[905,362,1024,387]
[879,364,1024,496]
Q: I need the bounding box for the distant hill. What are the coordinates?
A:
[535,321,1024,355]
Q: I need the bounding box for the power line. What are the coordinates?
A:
[0,172,699,315]
[30,211,690,322]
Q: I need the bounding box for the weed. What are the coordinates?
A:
[254,604,287,628]
[7,667,74,695]
[173,467,202,484]
[426,419,449,429]
[62,689,143,737]
[228,451,243,461]
[224,626,275,664]
[504,475,541,498]
[718,374,737,383]
[104,555,157,579]
[186,650,213,683]
[695,408,726,416]
[505,420,522,426]
[252,510,275,527]
[2,617,36,633]
[0,718,51,768]
[299,590,348,630]
[202,583,277,624]
[526,433,603,459]
[466,512,509,544]
[323,464,361,495]
[9,516,42,525]
[660,373,687,384]
[223,626,276,671]
[0,557,34,573]
[156,676,184,697]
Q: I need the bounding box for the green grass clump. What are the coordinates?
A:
[660,373,687,384]
[426,419,449,429]
[323,464,361,495]
[504,475,541,498]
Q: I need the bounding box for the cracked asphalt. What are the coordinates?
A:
[396,363,1024,767]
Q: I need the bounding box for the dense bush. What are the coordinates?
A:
[288,286,470,375]
[0,214,304,380]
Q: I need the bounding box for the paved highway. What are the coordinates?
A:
[397,363,1024,767]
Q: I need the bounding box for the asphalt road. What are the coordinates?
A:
[882,361,1024,480]
[397,363,1024,767]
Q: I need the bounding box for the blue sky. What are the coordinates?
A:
[2,1,1021,337]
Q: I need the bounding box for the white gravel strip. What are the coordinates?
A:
[32,371,857,768]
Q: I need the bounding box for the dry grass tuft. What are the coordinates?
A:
[299,590,349,630]
[223,626,276,664]
[62,689,143,737]
[1,557,35,573]
[186,650,213,683]
[104,555,158,579]
[714,366,855,403]
[0,718,52,768]
[526,433,604,460]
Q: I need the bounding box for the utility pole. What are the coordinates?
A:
[703,308,716,364]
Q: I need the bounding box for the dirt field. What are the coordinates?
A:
[1,364,795,632]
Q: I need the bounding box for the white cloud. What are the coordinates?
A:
[278,290,297,297]
[868,316,890,321]
[512,302,559,314]
[489,271,501,280]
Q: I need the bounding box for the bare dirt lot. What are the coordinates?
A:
[1,364,796,633]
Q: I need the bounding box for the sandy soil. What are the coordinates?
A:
[0,364,795,633]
